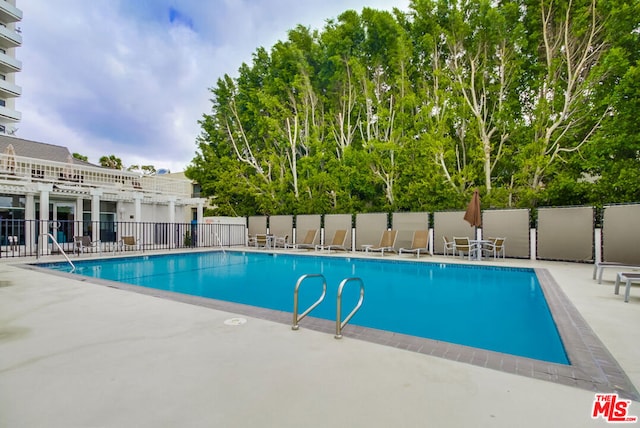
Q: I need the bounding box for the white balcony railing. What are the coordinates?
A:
[0,1,22,24]
[0,153,193,198]
[0,50,20,73]
[0,24,21,48]
[0,77,20,97]
[0,104,20,121]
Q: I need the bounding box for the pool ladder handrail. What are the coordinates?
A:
[335,277,365,339]
[292,274,327,331]
[39,233,76,273]
[214,232,226,254]
[291,274,365,339]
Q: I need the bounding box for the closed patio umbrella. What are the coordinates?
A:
[464,189,482,256]
[464,188,482,228]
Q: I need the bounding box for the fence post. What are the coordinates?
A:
[594,228,602,264]
[530,228,537,261]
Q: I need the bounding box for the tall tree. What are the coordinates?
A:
[517,0,609,197]
[443,0,523,195]
[187,2,639,214]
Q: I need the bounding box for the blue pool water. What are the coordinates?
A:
[40,251,569,364]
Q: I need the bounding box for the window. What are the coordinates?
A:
[0,125,5,133]
[0,100,6,107]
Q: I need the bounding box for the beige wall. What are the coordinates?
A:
[248,216,267,236]
[355,213,387,248]
[433,211,475,254]
[269,215,292,240]
[602,204,640,264]
[537,207,593,262]
[392,212,429,251]
[295,215,321,245]
[482,209,530,258]
[324,214,352,249]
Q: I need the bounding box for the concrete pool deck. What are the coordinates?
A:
[1,250,639,427]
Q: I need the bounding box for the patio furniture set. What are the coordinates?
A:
[442,236,506,261]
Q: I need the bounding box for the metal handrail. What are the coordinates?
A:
[292,274,327,330]
[215,232,226,254]
[40,233,75,272]
[335,277,365,339]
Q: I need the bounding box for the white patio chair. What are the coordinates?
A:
[453,236,479,260]
[74,235,101,256]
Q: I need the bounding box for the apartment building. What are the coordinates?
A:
[0,3,211,254]
[0,0,21,135]
[0,135,206,248]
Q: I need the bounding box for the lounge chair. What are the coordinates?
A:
[365,230,398,256]
[481,237,506,259]
[286,229,318,250]
[453,237,479,260]
[74,235,101,255]
[315,229,348,252]
[442,236,454,256]
[399,230,430,258]
[593,261,640,284]
[120,236,141,252]
[614,272,640,302]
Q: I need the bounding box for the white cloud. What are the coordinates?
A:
[16,0,409,173]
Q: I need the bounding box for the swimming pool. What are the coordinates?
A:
[41,251,569,364]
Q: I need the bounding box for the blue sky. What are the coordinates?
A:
[17,0,409,173]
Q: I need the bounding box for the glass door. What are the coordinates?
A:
[49,202,75,245]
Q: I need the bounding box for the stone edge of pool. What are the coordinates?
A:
[22,252,640,401]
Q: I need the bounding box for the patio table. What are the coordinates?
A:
[470,239,491,261]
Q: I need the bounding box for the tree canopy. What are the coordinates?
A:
[99,155,124,170]
[72,153,88,162]
[187,0,640,216]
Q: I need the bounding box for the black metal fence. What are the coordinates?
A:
[0,219,246,258]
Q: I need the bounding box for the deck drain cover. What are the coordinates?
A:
[224,317,247,326]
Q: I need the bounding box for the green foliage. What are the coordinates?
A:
[183,231,192,247]
[72,153,88,162]
[99,155,123,170]
[188,0,640,215]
